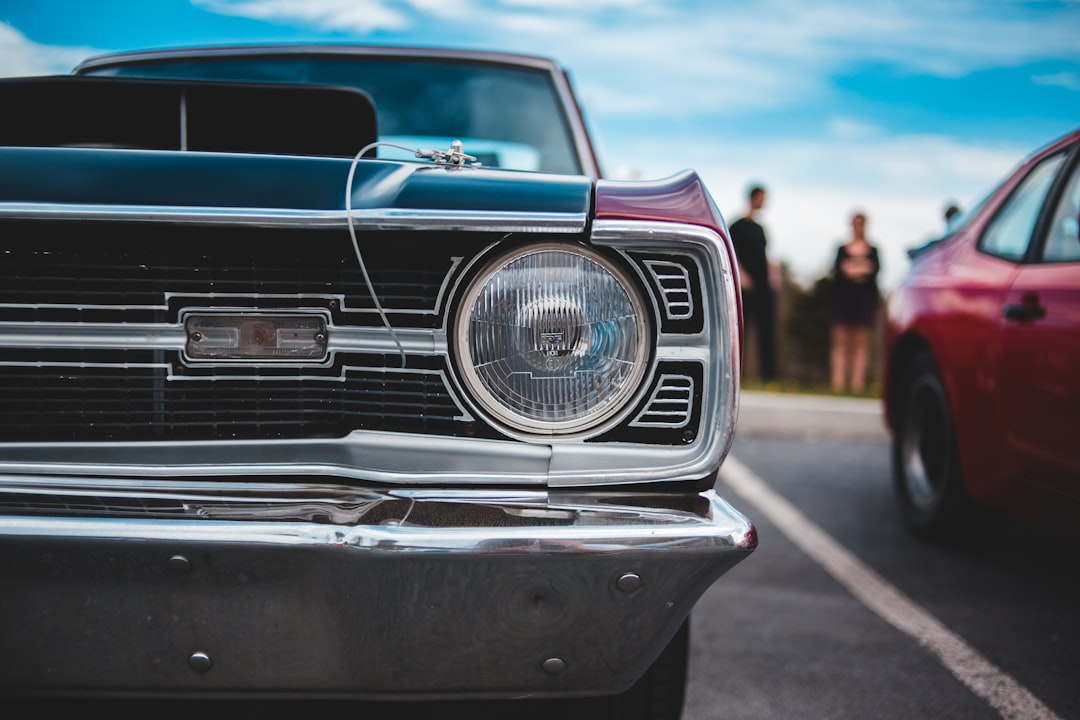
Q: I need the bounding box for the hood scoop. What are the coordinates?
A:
[0,75,378,159]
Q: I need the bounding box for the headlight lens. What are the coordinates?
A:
[454,243,650,437]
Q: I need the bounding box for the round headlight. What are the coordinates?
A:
[453,243,651,437]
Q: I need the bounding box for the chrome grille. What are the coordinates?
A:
[0,220,499,442]
[0,219,709,448]
[643,259,694,320]
[631,373,695,429]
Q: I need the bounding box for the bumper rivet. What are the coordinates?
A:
[542,657,567,675]
[167,555,192,574]
[188,651,213,673]
[616,572,643,593]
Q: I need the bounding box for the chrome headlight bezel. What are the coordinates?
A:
[450,242,654,440]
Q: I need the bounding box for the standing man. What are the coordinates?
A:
[730,185,777,382]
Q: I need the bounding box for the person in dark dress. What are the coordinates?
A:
[730,185,777,382]
[829,212,880,393]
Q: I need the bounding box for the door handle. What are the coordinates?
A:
[1003,297,1047,322]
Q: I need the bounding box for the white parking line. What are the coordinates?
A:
[721,454,1063,720]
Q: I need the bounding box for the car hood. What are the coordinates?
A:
[0,146,594,216]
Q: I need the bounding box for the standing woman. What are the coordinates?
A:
[829,212,880,393]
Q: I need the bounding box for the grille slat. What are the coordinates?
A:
[0,359,463,440]
[0,221,482,321]
[630,374,694,429]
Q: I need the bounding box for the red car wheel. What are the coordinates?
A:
[892,350,968,538]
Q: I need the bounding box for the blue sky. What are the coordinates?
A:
[2,0,1078,290]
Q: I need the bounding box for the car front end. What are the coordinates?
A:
[0,59,754,705]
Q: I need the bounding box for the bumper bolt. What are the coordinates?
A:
[167,555,192,574]
[188,651,213,673]
[616,572,643,594]
[542,657,567,675]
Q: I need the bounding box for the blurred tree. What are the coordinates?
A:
[780,274,833,386]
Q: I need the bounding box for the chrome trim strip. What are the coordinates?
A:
[0,480,754,554]
[0,420,740,485]
[178,89,188,151]
[0,303,166,312]
[163,291,448,316]
[0,203,588,232]
[0,322,185,350]
[0,432,556,484]
[433,255,464,316]
[0,321,446,356]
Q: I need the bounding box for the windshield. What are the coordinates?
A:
[83,54,583,175]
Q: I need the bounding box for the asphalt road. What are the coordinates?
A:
[686,392,1080,720]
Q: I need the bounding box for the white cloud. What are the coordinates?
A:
[465,0,1079,121]
[499,0,650,7]
[844,0,1080,77]
[608,130,1028,293]
[0,22,99,77]
[193,0,408,32]
[1033,71,1080,91]
[492,13,587,36]
[825,118,882,141]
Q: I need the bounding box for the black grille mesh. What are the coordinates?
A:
[0,221,502,441]
[0,220,690,445]
[0,221,489,324]
[0,353,466,441]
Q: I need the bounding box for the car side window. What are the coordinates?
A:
[979,151,1066,262]
[1041,152,1080,262]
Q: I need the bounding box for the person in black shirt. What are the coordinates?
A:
[729,185,777,382]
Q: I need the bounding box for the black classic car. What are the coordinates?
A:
[0,46,754,717]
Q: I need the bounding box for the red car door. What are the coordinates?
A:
[998,149,1080,496]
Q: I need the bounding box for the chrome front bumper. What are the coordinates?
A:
[0,477,755,699]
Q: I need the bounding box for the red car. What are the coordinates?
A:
[884,128,1080,538]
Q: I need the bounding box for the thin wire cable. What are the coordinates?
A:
[344,141,420,368]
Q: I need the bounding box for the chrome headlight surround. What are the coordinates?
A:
[452,242,652,439]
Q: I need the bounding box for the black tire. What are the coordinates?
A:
[891,350,968,539]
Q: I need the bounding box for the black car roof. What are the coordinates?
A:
[74,44,564,75]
